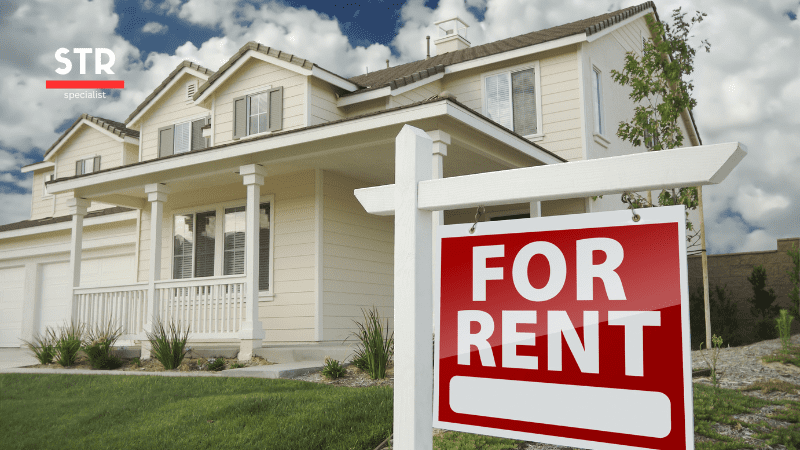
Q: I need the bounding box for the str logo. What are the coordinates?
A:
[55,48,116,75]
[47,48,124,90]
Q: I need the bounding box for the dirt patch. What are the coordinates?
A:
[25,354,274,372]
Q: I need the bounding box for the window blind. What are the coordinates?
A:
[223,206,246,276]
[512,69,537,136]
[485,73,512,131]
[173,214,194,279]
[194,211,216,278]
[174,122,191,154]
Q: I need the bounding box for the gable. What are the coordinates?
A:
[54,124,124,177]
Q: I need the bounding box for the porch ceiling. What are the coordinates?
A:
[49,99,560,207]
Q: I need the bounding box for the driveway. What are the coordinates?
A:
[0,348,38,370]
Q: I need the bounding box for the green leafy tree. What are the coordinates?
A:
[610,8,710,246]
[787,243,800,319]
[747,265,780,341]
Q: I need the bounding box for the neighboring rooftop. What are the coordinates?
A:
[346,1,656,95]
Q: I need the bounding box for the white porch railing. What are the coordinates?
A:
[155,276,247,339]
[74,283,149,339]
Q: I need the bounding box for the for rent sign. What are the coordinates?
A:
[434,205,694,450]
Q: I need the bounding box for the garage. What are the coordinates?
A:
[0,266,25,347]
[38,261,70,336]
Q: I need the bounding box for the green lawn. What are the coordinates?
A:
[0,374,392,450]
[2,374,798,450]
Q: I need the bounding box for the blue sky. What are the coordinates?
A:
[0,0,798,255]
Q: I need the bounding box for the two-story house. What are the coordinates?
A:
[0,1,701,359]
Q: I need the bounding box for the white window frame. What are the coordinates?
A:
[481,60,544,142]
[42,172,55,198]
[76,156,100,175]
[245,86,272,138]
[170,193,276,299]
[591,63,610,148]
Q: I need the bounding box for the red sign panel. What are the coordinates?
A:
[434,206,693,450]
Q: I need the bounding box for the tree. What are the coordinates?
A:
[787,243,800,320]
[747,265,780,341]
[610,8,710,246]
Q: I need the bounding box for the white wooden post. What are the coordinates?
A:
[141,183,168,360]
[394,125,434,450]
[239,164,267,360]
[530,201,541,218]
[67,197,90,322]
[428,131,449,328]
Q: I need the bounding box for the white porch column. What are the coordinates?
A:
[239,164,267,360]
[67,197,90,322]
[141,183,168,360]
[530,201,541,218]
[394,125,433,450]
[427,131,449,329]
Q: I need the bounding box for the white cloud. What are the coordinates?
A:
[142,22,168,34]
[0,172,32,190]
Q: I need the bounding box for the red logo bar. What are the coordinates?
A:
[46,80,125,89]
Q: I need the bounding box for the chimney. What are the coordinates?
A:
[426,36,430,59]
[433,17,470,54]
[386,59,390,68]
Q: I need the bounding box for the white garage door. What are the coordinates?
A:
[81,254,134,287]
[39,262,70,336]
[0,266,25,347]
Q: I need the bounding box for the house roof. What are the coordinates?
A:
[124,61,215,124]
[42,114,140,160]
[0,206,133,234]
[192,41,362,102]
[345,1,657,96]
[48,95,566,186]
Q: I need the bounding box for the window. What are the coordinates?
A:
[592,67,604,136]
[76,156,100,175]
[484,66,540,137]
[232,87,283,139]
[42,173,54,198]
[158,117,209,158]
[171,200,272,292]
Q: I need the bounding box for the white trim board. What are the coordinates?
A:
[0,210,139,241]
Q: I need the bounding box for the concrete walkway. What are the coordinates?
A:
[0,347,326,379]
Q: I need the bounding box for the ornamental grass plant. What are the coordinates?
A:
[350,306,393,380]
[145,318,189,370]
[83,321,123,370]
[21,327,57,365]
[321,357,346,379]
[54,322,85,367]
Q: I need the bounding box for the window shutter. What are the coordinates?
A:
[158,125,174,157]
[193,211,216,278]
[76,160,82,176]
[233,96,246,139]
[485,73,512,131]
[512,69,537,136]
[268,87,283,132]
[190,118,206,151]
[93,156,101,172]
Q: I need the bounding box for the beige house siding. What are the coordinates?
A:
[322,172,394,341]
[139,73,211,162]
[30,170,55,220]
[309,77,345,125]
[212,59,306,146]
[388,80,442,108]
[136,170,317,343]
[0,219,136,260]
[123,143,139,165]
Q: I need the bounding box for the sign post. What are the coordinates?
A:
[354,125,745,450]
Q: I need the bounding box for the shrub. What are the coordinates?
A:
[21,327,57,364]
[748,265,781,341]
[321,357,346,379]
[690,284,742,349]
[776,309,795,354]
[54,322,85,367]
[350,306,393,379]
[207,358,226,371]
[83,321,123,370]
[145,318,189,370]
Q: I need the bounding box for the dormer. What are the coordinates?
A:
[434,18,470,54]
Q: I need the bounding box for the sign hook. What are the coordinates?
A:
[621,193,641,222]
[469,205,486,234]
